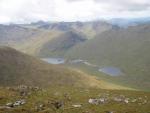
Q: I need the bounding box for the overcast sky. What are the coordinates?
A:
[0,0,150,23]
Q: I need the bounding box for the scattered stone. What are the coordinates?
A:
[113,96,130,104]
[13,99,26,106]
[131,99,137,103]
[142,100,147,104]
[113,97,123,102]
[39,104,45,108]
[51,101,64,109]
[124,99,129,104]
[35,104,45,111]
[72,104,82,108]
[6,102,14,108]
[88,98,106,105]
[18,85,28,90]
[105,111,114,113]
[6,99,26,108]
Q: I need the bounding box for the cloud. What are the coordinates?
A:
[93,0,150,11]
[0,0,150,23]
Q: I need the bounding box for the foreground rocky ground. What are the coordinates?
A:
[0,85,149,113]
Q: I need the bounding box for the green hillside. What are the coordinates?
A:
[37,31,87,57]
[65,24,150,91]
[0,22,149,91]
[0,46,128,89]
[0,46,90,87]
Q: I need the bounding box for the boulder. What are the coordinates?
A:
[124,99,129,104]
[6,102,14,108]
[13,99,26,106]
[113,97,123,102]
[105,111,114,113]
[72,104,82,108]
[51,101,64,109]
[88,98,106,105]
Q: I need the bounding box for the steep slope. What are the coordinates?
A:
[0,24,41,45]
[73,21,114,39]
[0,46,84,87]
[37,31,87,57]
[0,46,128,89]
[65,24,150,90]
[38,21,113,39]
[0,21,113,57]
[15,30,63,55]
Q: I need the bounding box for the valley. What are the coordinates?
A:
[1,0,150,112]
[0,20,150,113]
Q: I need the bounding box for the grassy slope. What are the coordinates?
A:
[0,24,64,57]
[15,30,63,56]
[0,86,149,113]
[37,31,87,57]
[0,46,129,90]
[65,24,150,91]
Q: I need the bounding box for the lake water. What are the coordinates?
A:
[42,58,65,64]
[42,58,122,76]
[99,67,122,76]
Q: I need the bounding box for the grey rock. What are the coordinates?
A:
[88,98,106,105]
[72,104,82,108]
[6,103,14,108]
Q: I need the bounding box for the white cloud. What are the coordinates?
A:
[0,0,150,23]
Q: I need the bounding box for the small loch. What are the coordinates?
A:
[42,58,65,64]
[99,67,123,76]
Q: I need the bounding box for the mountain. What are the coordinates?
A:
[0,21,113,57]
[1,21,150,90]
[37,31,87,57]
[109,17,150,27]
[38,21,113,39]
[65,24,150,91]
[0,46,127,89]
[0,24,41,45]
[38,22,72,31]
[0,24,63,56]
